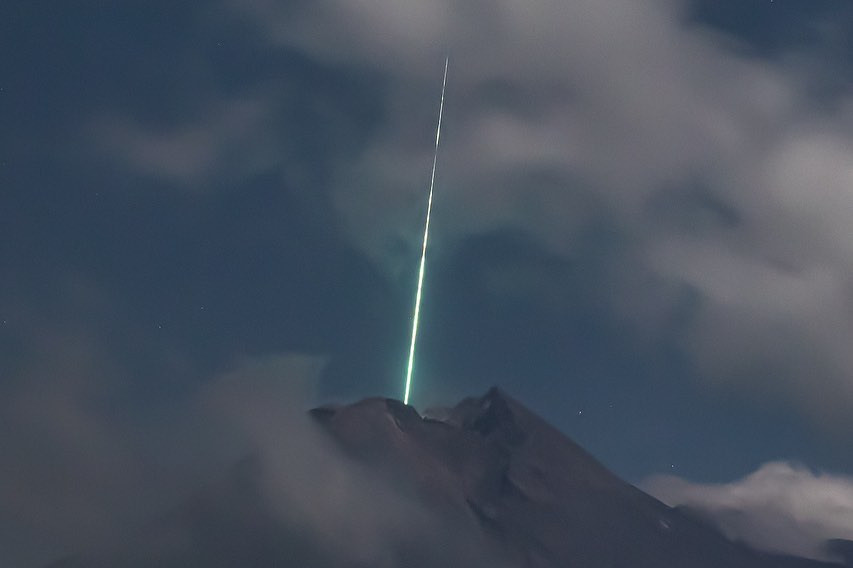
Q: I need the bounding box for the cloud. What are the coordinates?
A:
[224,0,853,428]
[0,280,501,567]
[87,97,281,188]
[643,461,853,562]
[0,278,179,567]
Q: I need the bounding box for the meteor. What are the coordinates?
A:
[404,56,448,406]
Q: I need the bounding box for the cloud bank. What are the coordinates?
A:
[644,461,853,561]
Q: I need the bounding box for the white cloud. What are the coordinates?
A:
[643,461,853,561]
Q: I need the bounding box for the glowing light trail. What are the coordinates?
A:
[404,56,448,406]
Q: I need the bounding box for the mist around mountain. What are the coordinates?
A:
[49,388,849,568]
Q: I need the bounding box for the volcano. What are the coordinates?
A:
[50,388,848,567]
[310,387,847,568]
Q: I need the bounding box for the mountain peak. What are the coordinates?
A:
[309,388,846,568]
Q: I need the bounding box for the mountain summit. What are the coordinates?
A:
[313,388,845,568]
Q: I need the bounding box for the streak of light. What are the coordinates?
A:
[404,56,448,406]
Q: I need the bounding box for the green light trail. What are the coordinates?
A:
[404,56,448,406]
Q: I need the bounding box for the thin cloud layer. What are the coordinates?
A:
[220,0,853,427]
[87,97,281,188]
[643,461,853,562]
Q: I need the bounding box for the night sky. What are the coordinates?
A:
[3,1,853,565]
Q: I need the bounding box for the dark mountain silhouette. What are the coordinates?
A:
[826,540,853,566]
[49,388,847,567]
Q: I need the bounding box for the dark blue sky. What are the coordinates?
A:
[3,1,853,564]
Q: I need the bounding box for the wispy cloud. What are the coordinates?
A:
[87,97,281,188]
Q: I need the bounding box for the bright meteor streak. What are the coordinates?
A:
[404,56,448,406]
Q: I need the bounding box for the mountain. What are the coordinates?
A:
[48,388,847,567]
[311,387,845,568]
